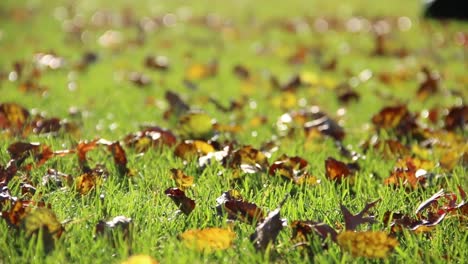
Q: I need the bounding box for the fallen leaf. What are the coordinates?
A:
[179,227,235,252]
[178,111,214,140]
[227,146,269,174]
[216,191,264,224]
[174,140,215,160]
[164,187,195,215]
[325,157,356,182]
[250,197,287,251]
[170,169,194,190]
[341,200,380,230]
[121,255,159,264]
[269,154,319,185]
[337,230,398,258]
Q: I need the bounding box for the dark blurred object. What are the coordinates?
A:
[424,0,468,20]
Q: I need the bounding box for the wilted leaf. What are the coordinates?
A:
[362,137,410,159]
[170,169,194,190]
[179,227,235,252]
[250,197,287,251]
[164,187,195,215]
[337,230,398,258]
[341,200,380,230]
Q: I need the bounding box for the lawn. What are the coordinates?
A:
[0,0,467,263]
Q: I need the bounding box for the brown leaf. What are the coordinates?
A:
[75,166,107,195]
[125,126,176,153]
[444,105,467,131]
[232,65,250,80]
[384,157,434,189]
[163,91,190,119]
[174,140,215,160]
[269,154,319,185]
[341,200,380,230]
[0,102,30,132]
[145,55,169,71]
[129,71,152,87]
[278,108,345,141]
[416,67,439,101]
[105,141,129,175]
[227,146,269,174]
[250,197,287,251]
[371,105,418,136]
[325,157,356,182]
[291,220,338,247]
[164,187,195,215]
[216,191,264,224]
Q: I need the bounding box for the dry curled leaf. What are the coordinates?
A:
[179,227,235,252]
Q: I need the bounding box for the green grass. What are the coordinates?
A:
[1,0,467,263]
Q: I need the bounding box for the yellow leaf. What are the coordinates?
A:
[337,231,398,258]
[171,168,194,190]
[179,227,236,252]
[121,255,158,264]
[178,112,214,140]
[22,208,63,239]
